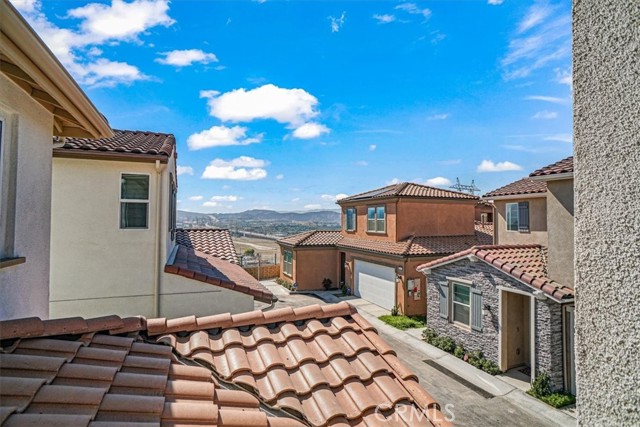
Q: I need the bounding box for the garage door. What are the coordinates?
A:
[354,260,396,310]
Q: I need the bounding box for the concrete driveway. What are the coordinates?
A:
[256,281,576,427]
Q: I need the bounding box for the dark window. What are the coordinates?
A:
[506,201,530,232]
[283,250,293,277]
[120,174,149,229]
[367,206,386,233]
[345,208,356,231]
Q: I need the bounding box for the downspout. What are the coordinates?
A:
[153,160,165,317]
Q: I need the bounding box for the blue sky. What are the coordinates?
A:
[12,0,572,212]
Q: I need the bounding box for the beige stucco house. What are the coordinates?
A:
[0,0,112,320]
[49,132,275,319]
[418,157,576,393]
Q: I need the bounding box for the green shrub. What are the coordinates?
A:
[275,277,293,290]
[433,335,456,353]
[379,315,426,330]
[422,327,438,342]
[453,345,465,359]
[529,372,552,398]
[480,358,502,375]
[390,305,400,316]
[421,328,501,375]
[540,393,576,408]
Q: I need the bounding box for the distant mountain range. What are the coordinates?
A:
[178,209,341,224]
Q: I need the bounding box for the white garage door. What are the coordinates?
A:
[354,260,396,310]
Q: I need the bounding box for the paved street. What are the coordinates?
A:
[256,280,575,427]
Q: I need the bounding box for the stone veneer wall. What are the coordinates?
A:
[425,258,565,390]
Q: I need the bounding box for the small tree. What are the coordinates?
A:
[244,248,255,256]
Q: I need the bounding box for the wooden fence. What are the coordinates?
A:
[244,264,280,280]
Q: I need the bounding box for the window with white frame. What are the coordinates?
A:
[506,201,530,232]
[452,283,471,326]
[168,173,177,240]
[120,174,149,229]
[283,250,293,277]
[345,208,356,231]
[367,205,386,233]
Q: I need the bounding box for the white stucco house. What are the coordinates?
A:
[0,0,113,320]
[49,130,275,319]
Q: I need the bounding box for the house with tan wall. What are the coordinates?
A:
[278,182,493,316]
[50,131,275,319]
[418,157,575,394]
[0,0,112,320]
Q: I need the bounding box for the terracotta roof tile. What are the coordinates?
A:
[55,129,175,158]
[417,244,574,301]
[166,244,275,303]
[0,315,305,427]
[277,230,343,247]
[529,156,574,177]
[150,302,450,427]
[339,182,478,202]
[176,228,240,264]
[483,178,547,198]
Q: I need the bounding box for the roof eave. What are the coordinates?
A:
[529,172,574,181]
[483,192,547,201]
[0,1,112,139]
[53,148,170,164]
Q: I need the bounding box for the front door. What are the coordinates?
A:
[501,291,531,370]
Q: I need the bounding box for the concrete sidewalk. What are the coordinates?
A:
[312,290,576,427]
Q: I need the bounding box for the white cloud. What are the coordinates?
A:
[373,14,396,24]
[304,204,322,210]
[291,198,300,202]
[321,194,348,202]
[532,110,558,119]
[425,177,452,187]
[209,195,239,202]
[386,178,401,185]
[544,133,572,143]
[395,3,431,19]
[201,156,269,181]
[292,122,330,139]
[477,160,523,172]
[275,174,284,180]
[200,84,320,127]
[11,0,173,87]
[176,165,194,176]
[329,11,346,33]
[188,195,203,201]
[524,95,569,104]
[355,160,368,167]
[488,0,504,5]
[203,201,218,207]
[555,67,572,89]
[427,113,450,121]
[501,2,570,80]
[187,125,262,150]
[369,144,377,151]
[156,49,218,67]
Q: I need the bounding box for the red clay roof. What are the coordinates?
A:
[0,315,304,427]
[483,178,547,198]
[0,305,451,427]
[176,228,240,264]
[339,182,478,203]
[166,244,275,303]
[529,156,574,177]
[417,244,574,301]
[336,222,493,257]
[54,129,175,159]
[278,230,343,247]
[149,302,450,427]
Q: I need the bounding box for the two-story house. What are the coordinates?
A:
[49,130,275,319]
[277,182,493,315]
[417,157,575,393]
[0,0,112,320]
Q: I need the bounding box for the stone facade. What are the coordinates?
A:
[425,258,566,391]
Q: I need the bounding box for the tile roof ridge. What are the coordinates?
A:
[402,235,416,255]
[338,183,401,201]
[0,315,146,341]
[177,227,230,232]
[406,181,477,198]
[146,302,355,336]
[112,128,175,138]
[472,243,542,251]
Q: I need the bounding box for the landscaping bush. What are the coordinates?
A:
[390,305,400,316]
[453,345,466,359]
[527,372,575,408]
[422,328,502,375]
[379,315,426,330]
[432,335,456,353]
[275,277,293,290]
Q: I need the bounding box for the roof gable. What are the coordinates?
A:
[483,178,547,198]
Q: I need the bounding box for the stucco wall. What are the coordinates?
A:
[397,199,476,239]
[574,2,640,425]
[293,247,339,290]
[50,158,158,317]
[340,201,398,242]
[545,179,574,287]
[494,198,548,246]
[0,73,53,320]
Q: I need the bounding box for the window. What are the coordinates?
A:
[283,250,293,277]
[168,174,177,240]
[345,208,356,231]
[452,283,471,326]
[367,206,386,233]
[120,174,149,229]
[506,201,530,232]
